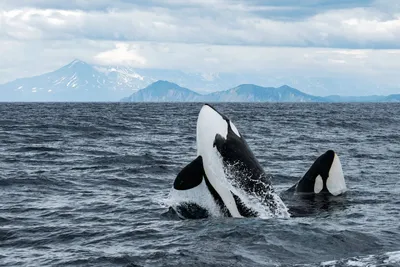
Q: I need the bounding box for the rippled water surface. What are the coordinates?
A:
[0,103,399,267]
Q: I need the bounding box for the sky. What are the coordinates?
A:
[0,0,400,95]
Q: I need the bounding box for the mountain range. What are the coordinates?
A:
[0,60,399,102]
[121,81,400,103]
[0,59,254,102]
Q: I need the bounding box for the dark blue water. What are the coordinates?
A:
[0,103,399,267]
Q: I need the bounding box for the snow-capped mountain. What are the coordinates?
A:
[0,59,246,102]
[0,60,115,101]
[95,65,155,92]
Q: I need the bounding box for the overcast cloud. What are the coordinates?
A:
[0,0,399,95]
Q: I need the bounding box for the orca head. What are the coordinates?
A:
[296,150,347,196]
[197,104,269,188]
[197,104,260,172]
[196,104,241,152]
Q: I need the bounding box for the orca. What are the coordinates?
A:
[289,150,347,196]
[196,104,289,218]
[169,156,230,219]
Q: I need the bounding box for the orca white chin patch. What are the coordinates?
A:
[229,121,241,137]
[326,153,347,196]
[196,105,242,217]
[169,178,223,218]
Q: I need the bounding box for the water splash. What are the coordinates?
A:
[225,169,290,219]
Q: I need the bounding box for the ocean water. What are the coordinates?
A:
[0,103,399,267]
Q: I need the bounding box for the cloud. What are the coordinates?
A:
[0,39,110,83]
[0,0,400,95]
[0,0,376,14]
[1,1,400,48]
[94,43,147,66]
[1,39,400,95]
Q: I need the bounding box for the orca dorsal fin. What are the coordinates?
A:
[295,150,347,196]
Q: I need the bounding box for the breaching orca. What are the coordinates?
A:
[195,104,288,218]
[289,150,347,196]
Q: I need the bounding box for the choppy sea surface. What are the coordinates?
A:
[0,103,399,267]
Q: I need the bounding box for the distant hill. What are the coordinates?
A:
[122,82,327,102]
[204,84,326,102]
[121,81,202,102]
[122,82,400,103]
[324,94,400,102]
[384,94,400,102]
[324,95,388,102]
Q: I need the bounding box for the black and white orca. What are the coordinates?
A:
[289,150,347,196]
[195,104,288,218]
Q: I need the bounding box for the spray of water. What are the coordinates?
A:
[223,164,290,219]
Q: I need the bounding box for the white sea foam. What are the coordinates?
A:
[385,251,400,264]
[224,164,290,219]
[309,251,400,267]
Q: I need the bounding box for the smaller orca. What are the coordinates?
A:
[289,150,347,196]
[169,156,231,219]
